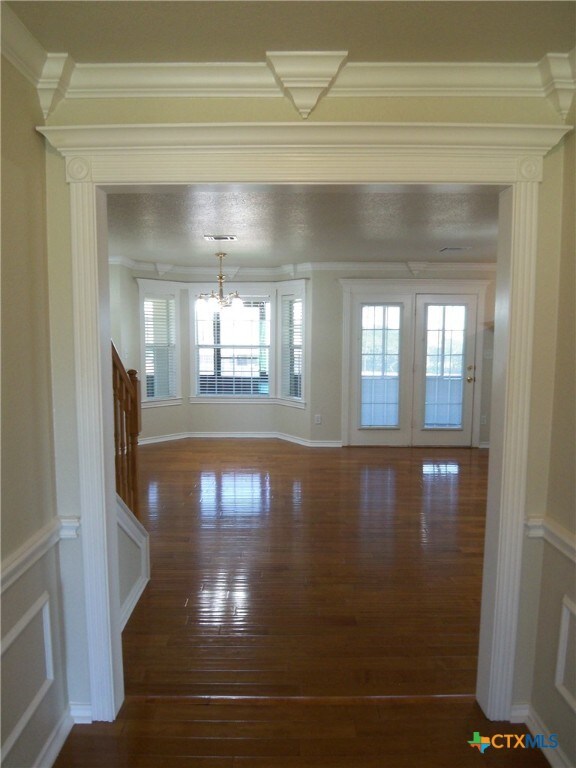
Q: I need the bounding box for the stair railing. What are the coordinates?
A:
[112,342,141,518]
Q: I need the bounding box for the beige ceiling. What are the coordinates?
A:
[107,184,502,268]
[8,1,575,64]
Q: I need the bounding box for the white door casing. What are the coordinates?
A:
[37,122,569,722]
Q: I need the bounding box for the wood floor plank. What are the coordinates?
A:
[53,440,551,767]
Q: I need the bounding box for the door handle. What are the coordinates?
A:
[466,376,475,383]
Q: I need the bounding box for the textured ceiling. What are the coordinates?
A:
[8,1,575,64]
[107,184,502,268]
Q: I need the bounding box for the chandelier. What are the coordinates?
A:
[197,252,243,312]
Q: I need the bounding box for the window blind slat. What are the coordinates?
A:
[281,297,303,399]
[144,295,177,399]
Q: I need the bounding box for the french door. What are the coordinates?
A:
[348,289,480,447]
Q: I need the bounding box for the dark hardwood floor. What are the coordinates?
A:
[54,439,548,766]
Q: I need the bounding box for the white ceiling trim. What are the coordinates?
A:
[266,51,348,118]
[68,61,280,100]
[109,254,497,279]
[3,6,573,121]
[1,4,47,87]
[43,54,576,120]
[36,123,570,186]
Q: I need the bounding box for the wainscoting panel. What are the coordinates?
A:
[1,593,53,755]
[555,596,576,713]
[1,525,72,767]
[117,495,150,631]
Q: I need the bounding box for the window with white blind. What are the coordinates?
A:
[142,292,178,400]
[280,295,303,399]
[195,299,271,396]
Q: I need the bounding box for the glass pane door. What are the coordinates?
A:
[424,304,466,428]
[349,293,414,446]
[413,294,478,446]
[360,304,401,427]
[347,289,480,447]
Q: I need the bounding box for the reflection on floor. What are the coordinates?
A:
[129,439,489,698]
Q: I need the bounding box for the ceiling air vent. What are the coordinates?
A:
[204,235,238,242]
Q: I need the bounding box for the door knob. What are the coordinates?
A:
[466,376,475,383]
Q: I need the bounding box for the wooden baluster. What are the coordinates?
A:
[111,343,142,519]
[128,369,140,517]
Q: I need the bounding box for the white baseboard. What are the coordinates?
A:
[511,703,572,768]
[525,707,572,768]
[139,430,342,448]
[510,702,531,722]
[69,702,93,724]
[34,708,74,768]
[139,431,192,444]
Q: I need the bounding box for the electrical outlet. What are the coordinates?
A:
[314,414,322,424]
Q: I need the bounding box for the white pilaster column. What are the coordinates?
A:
[68,163,123,721]
[477,175,540,719]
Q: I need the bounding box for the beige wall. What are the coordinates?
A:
[109,264,140,370]
[529,107,575,766]
[1,56,70,766]
[1,59,56,555]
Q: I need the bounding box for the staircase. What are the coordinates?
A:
[111,342,141,518]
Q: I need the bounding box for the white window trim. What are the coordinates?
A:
[189,282,275,401]
[276,279,307,405]
[137,278,182,404]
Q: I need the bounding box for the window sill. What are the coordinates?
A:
[188,397,306,408]
[189,396,270,405]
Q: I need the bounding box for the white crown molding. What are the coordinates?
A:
[49,55,576,120]
[333,54,576,119]
[266,51,348,118]
[110,256,496,279]
[1,4,47,86]
[301,260,497,274]
[37,53,76,118]
[538,51,576,120]
[68,61,279,99]
[57,54,576,119]
[3,5,572,121]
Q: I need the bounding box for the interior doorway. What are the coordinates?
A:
[40,119,556,723]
